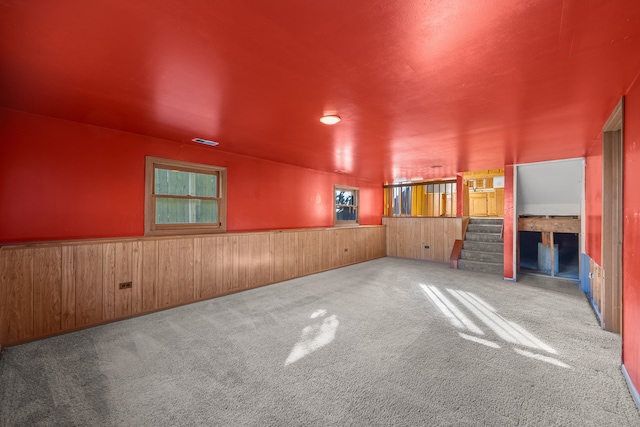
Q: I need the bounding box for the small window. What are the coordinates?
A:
[334,185,359,226]
[145,156,226,236]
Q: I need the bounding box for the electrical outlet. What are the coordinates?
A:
[424,245,430,249]
[119,281,132,290]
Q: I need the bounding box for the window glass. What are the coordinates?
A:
[383,179,457,218]
[154,169,217,197]
[155,198,218,224]
[401,186,412,215]
[393,187,401,215]
[145,157,226,235]
[335,185,359,225]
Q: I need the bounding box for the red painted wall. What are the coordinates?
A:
[0,108,382,243]
[584,142,603,265]
[503,165,515,280]
[623,78,640,393]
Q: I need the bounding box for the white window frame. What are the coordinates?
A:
[334,185,360,226]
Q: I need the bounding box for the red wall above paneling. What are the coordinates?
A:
[623,77,640,395]
[0,108,382,243]
[585,142,603,266]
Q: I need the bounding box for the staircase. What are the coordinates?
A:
[458,218,504,275]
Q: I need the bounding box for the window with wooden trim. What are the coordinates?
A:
[383,180,457,217]
[334,185,359,225]
[145,156,226,236]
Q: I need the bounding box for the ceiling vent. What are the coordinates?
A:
[192,138,219,147]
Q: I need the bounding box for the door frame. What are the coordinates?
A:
[601,97,624,333]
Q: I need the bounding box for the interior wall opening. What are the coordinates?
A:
[462,168,505,218]
[519,230,579,280]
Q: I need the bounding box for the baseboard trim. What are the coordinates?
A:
[622,363,640,410]
[588,296,603,327]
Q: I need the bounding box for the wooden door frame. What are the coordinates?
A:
[601,97,624,333]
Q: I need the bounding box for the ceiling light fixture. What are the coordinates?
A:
[192,138,219,147]
[320,115,341,125]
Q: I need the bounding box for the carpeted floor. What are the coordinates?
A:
[1,258,638,426]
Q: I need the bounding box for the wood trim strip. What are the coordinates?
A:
[518,217,580,233]
[603,97,624,132]
[449,240,464,269]
[461,217,470,240]
[600,97,624,333]
[0,225,384,250]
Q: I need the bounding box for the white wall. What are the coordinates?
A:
[516,158,584,216]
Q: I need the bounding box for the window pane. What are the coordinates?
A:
[155,198,218,224]
[335,190,355,206]
[155,168,217,197]
[383,180,456,218]
[336,207,357,221]
[401,186,412,215]
[393,187,400,215]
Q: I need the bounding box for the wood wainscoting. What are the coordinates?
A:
[383,217,463,262]
[0,226,386,347]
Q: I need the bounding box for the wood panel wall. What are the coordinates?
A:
[0,226,385,347]
[383,217,462,262]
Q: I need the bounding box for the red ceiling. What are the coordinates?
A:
[2,0,640,183]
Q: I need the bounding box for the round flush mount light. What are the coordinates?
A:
[319,115,341,125]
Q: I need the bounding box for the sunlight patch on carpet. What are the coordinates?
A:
[458,333,501,349]
[420,284,570,367]
[285,310,339,366]
[310,309,327,318]
[446,288,558,354]
[420,284,483,334]
[513,348,571,368]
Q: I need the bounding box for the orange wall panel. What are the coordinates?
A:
[0,108,382,243]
